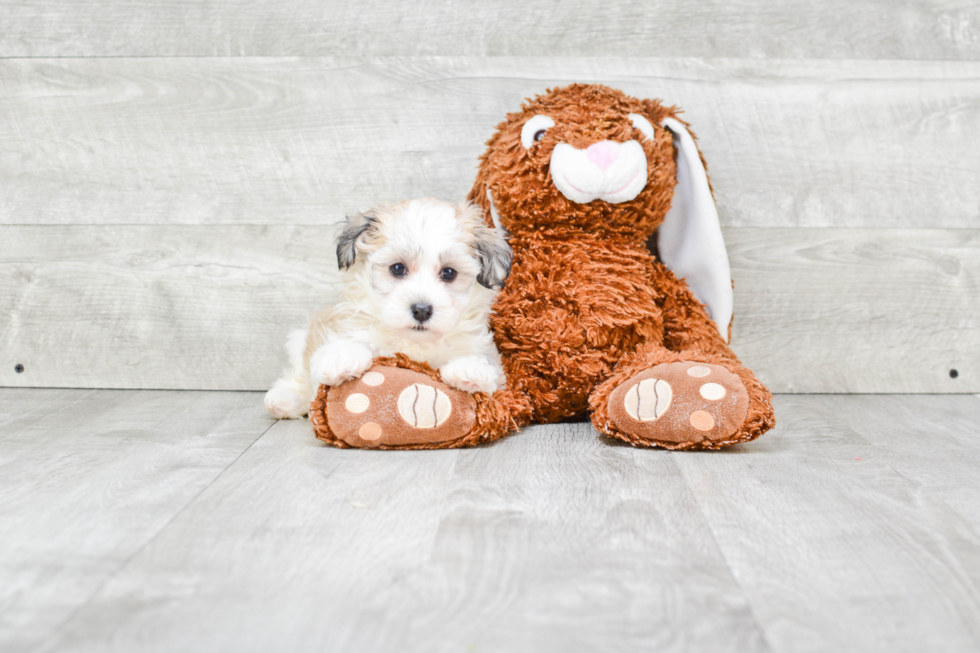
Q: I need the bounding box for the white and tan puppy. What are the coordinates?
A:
[265,198,511,419]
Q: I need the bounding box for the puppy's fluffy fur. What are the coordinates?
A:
[265,198,512,419]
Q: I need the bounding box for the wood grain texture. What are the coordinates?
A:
[382,425,767,652]
[1,226,977,393]
[41,419,767,653]
[671,394,980,652]
[0,224,344,391]
[780,394,980,536]
[2,0,979,60]
[728,228,979,394]
[7,392,977,652]
[0,389,272,653]
[1,57,978,229]
[41,417,467,653]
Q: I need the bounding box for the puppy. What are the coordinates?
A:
[265,198,512,419]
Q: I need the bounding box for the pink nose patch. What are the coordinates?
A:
[586,141,620,171]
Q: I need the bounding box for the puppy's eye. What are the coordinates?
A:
[440,267,457,282]
[521,114,556,149]
[389,263,407,277]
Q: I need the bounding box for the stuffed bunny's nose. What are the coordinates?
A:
[586,141,620,171]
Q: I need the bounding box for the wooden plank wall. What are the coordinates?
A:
[0,2,977,392]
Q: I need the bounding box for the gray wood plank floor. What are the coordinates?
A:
[0,389,273,653]
[2,390,979,652]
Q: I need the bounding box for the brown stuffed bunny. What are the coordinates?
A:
[311,84,775,449]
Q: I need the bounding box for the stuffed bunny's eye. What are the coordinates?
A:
[521,115,556,149]
[628,113,655,141]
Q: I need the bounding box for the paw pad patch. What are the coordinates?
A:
[689,410,715,431]
[397,384,452,428]
[623,378,672,421]
[699,382,726,401]
[358,422,383,440]
[323,364,477,448]
[608,361,750,446]
[345,393,370,413]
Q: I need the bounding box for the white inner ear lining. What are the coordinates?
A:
[657,116,734,343]
[628,113,655,140]
[485,188,506,234]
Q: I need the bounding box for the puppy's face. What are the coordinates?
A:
[337,198,510,340]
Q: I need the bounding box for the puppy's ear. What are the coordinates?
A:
[473,225,512,289]
[457,201,511,289]
[335,210,377,270]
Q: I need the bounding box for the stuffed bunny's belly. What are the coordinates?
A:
[491,239,663,422]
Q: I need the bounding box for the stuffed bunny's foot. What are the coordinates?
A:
[310,364,479,449]
[606,361,750,448]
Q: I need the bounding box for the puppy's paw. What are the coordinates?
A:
[264,379,308,419]
[440,356,502,394]
[310,341,374,387]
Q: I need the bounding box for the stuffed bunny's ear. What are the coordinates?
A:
[658,118,733,343]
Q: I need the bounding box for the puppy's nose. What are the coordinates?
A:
[411,303,433,323]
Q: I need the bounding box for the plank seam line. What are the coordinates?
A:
[0,386,282,392]
[38,415,278,651]
[0,226,977,232]
[665,452,777,653]
[1,55,980,65]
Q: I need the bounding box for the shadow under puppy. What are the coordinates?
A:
[265,197,512,419]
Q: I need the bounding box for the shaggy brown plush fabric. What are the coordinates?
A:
[313,83,775,450]
[465,84,775,448]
